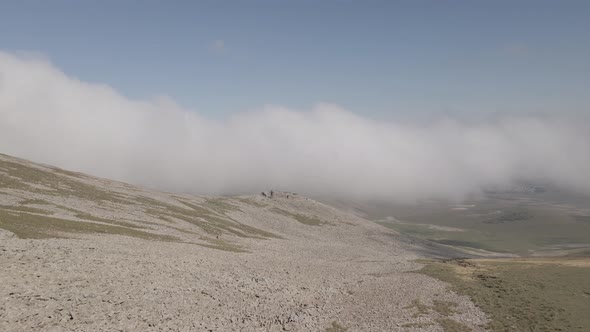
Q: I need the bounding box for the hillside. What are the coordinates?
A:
[0,153,487,331]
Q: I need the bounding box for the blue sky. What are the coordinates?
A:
[1,0,589,118]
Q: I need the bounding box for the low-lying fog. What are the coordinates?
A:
[1,51,589,203]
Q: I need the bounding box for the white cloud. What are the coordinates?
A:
[1,51,590,202]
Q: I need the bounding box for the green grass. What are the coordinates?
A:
[13,198,151,230]
[401,322,434,328]
[0,159,129,204]
[418,258,590,332]
[235,197,267,208]
[432,300,459,316]
[0,206,247,252]
[404,299,430,318]
[0,155,280,251]
[436,318,472,332]
[137,196,279,239]
[204,198,241,214]
[403,298,471,331]
[377,200,590,256]
[353,190,590,256]
[0,204,53,215]
[379,222,518,253]
[567,248,590,257]
[73,212,147,229]
[196,236,248,253]
[431,239,489,250]
[404,300,457,318]
[271,208,323,226]
[0,209,177,241]
[324,321,348,332]
[483,209,532,224]
[19,198,51,205]
[573,215,590,223]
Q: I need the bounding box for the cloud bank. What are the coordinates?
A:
[1,51,589,202]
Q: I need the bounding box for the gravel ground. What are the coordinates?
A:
[0,154,489,331]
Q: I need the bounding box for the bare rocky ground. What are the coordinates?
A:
[0,153,488,331]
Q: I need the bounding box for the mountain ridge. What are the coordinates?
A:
[0,152,488,331]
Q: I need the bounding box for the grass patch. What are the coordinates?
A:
[403,299,468,331]
[235,197,266,208]
[20,198,51,205]
[418,258,590,331]
[204,198,241,214]
[0,156,275,252]
[381,219,590,256]
[196,236,248,253]
[404,299,431,318]
[573,215,590,223]
[0,159,129,204]
[324,321,348,332]
[47,166,85,179]
[74,212,147,229]
[370,194,590,256]
[429,238,507,253]
[137,196,279,239]
[401,322,434,328]
[404,299,458,318]
[271,208,323,226]
[0,204,53,215]
[22,200,151,230]
[195,243,248,253]
[566,248,590,257]
[483,209,532,224]
[436,318,471,332]
[432,300,458,316]
[0,209,177,241]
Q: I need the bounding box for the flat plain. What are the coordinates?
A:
[323,189,590,331]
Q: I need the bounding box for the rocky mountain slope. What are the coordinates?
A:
[0,153,488,331]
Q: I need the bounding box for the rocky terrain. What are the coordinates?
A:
[0,153,488,331]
